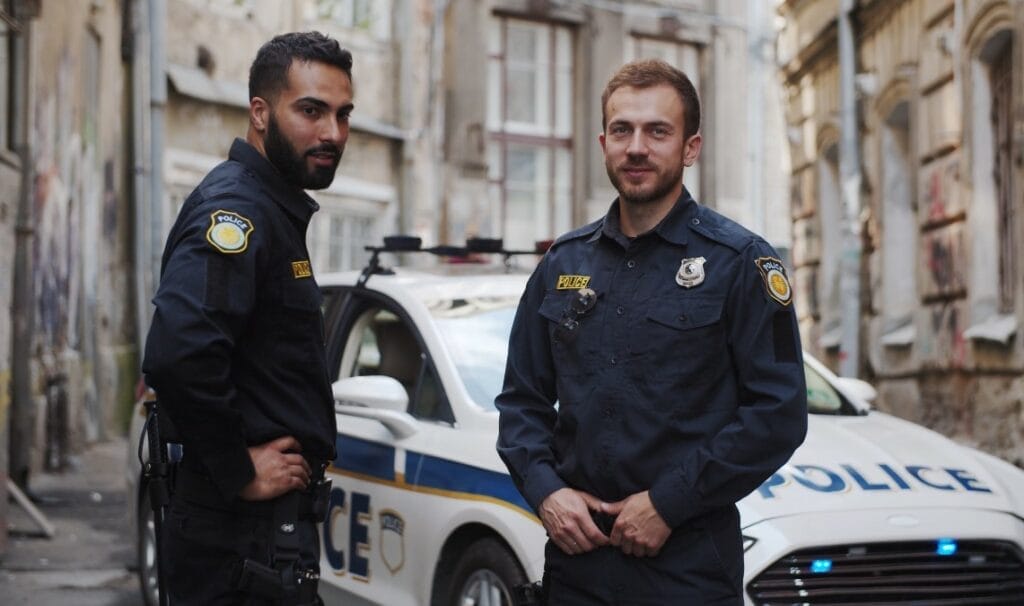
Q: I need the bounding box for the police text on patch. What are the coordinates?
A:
[292,260,312,279]
[556,275,591,290]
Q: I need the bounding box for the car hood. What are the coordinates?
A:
[738,410,1024,526]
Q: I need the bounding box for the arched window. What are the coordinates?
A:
[817,143,843,350]
[965,27,1016,344]
[879,101,916,346]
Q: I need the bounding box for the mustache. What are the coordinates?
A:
[306,144,342,158]
[619,161,654,170]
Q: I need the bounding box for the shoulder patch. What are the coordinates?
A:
[755,257,792,306]
[206,210,254,254]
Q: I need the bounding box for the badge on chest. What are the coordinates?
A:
[676,257,706,288]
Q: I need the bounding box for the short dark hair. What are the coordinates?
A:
[601,59,701,140]
[248,31,353,102]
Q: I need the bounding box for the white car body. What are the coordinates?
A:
[130,259,1024,606]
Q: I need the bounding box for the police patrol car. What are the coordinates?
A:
[129,237,1024,606]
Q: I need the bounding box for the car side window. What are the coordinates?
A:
[341,304,454,424]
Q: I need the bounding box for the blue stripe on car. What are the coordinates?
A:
[405,450,531,513]
[334,434,395,481]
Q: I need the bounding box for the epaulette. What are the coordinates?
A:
[549,217,603,250]
[687,205,760,254]
[195,160,252,202]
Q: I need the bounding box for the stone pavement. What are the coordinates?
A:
[0,437,141,605]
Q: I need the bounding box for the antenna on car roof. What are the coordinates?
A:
[356,235,544,288]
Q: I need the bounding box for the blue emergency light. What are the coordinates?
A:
[936,538,958,556]
[810,559,833,573]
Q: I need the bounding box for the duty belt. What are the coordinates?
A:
[173,462,330,521]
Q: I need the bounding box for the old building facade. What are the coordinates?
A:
[0,0,138,550]
[438,0,792,256]
[779,0,1023,465]
[1,0,794,549]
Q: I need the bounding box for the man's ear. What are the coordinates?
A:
[682,133,702,167]
[249,97,270,132]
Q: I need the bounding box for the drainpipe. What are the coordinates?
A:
[10,10,35,491]
[130,0,152,356]
[149,0,166,299]
[747,0,766,237]
[837,0,863,378]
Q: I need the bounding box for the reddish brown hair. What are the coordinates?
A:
[601,59,701,140]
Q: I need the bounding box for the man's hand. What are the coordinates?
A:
[238,436,311,501]
[602,491,671,557]
[539,488,609,555]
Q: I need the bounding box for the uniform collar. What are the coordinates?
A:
[594,188,696,247]
[229,138,320,224]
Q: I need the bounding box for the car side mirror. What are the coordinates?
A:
[833,376,878,406]
[332,375,418,439]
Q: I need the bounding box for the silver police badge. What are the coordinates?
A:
[676,256,707,288]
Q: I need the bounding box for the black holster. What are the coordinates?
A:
[514,575,547,606]
[235,475,332,605]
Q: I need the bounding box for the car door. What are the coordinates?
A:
[318,287,458,606]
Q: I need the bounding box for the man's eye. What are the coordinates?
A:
[302,106,319,117]
[652,127,668,137]
[611,125,629,135]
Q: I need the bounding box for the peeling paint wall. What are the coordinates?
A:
[778,0,1024,466]
[11,0,136,476]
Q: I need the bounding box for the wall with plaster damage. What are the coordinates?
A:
[778,0,1024,466]
[16,0,136,475]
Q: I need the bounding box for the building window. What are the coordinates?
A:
[965,30,1015,344]
[990,42,1014,314]
[326,212,375,272]
[1,1,13,153]
[488,17,573,250]
[816,144,842,349]
[879,101,916,346]
[314,0,372,29]
[630,36,702,199]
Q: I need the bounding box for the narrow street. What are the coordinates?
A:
[1,438,140,605]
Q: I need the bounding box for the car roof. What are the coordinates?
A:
[318,264,532,303]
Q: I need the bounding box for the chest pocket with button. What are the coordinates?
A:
[274,272,325,369]
[634,295,726,387]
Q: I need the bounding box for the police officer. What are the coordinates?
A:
[142,32,353,605]
[496,59,808,604]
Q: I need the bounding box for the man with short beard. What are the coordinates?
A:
[496,59,808,604]
[143,31,353,605]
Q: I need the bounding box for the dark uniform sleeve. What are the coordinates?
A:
[648,240,808,528]
[495,261,568,512]
[142,199,264,501]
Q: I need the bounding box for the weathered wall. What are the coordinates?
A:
[25,0,136,463]
[779,0,1024,465]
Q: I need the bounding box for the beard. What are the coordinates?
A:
[605,159,683,206]
[264,114,343,190]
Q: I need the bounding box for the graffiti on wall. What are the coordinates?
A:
[920,224,965,298]
[920,154,962,225]
[29,42,114,447]
[923,303,968,368]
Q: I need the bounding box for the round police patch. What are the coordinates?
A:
[206,210,254,254]
[755,257,792,306]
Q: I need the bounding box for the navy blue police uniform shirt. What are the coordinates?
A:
[496,189,808,529]
[143,138,336,502]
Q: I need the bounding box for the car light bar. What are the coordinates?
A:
[357,235,546,287]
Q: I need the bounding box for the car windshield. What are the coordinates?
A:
[429,297,519,411]
[429,296,853,415]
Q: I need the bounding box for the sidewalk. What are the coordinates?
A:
[0,437,140,605]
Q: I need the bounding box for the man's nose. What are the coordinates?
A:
[321,116,349,144]
[626,131,648,156]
